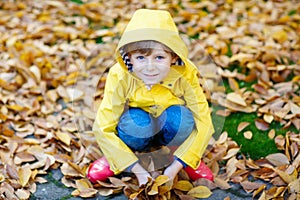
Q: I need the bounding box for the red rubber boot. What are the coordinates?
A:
[87,157,114,183]
[184,161,214,181]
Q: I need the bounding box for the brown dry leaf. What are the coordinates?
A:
[15,189,31,200]
[252,184,267,198]
[288,179,300,194]
[274,135,285,150]
[266,153,290,167]
[243,131,253,140]
[108,177,127,187]
[263,114,274,124]
[240,181,265,193]
[214,177,231,190]
[255,119,270,131]
[226,92,247,107]
[223,148,240,160]
[61,163,84,177]
[98,188,115,197]
[272,168,297,184]
[228,78,240,92]
[268,129,276,139]
[216,132,228,144]
[187,186,212,198]
[6,164,19,180]
[73,179,98,198]
[237,122,250,132]
[226,157,238,179]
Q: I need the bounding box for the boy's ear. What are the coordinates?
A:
[171,56,179,64]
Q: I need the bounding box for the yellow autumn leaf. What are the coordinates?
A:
[56,131,71,146]
[187,186,212,198]
[75,179,93,190]
[272,30,288,43]
[6,104,25,112]
[18,165,32,187]
[174,180,193,191]
[154,175,169,186]
[0,173,5,182]
[148,184,159,195]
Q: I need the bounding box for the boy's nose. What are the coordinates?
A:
[145,59,155,70]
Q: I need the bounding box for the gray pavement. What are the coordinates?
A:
[30,169,258,200]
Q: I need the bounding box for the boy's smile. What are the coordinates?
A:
[129,44,177,86]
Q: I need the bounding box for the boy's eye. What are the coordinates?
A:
[136,56,145,60]
[156,56,165,60]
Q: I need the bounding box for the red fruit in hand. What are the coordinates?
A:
[87,157,114,183]
[184,161,214,181]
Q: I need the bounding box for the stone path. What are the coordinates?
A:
[30,169,260,200]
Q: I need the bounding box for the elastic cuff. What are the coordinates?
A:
[175,157,187,168]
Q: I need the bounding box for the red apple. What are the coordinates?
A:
[87,157,114,183]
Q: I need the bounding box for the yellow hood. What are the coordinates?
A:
[116,9,188,66]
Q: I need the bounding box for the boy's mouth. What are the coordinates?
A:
[144,74,159,77]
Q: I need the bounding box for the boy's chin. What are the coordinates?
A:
[144,81,159,86]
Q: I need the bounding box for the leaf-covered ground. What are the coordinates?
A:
[0,0,299,199]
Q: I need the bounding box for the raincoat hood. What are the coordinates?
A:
[116,9,188,68]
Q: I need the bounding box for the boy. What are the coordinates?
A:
[87,9,215,186]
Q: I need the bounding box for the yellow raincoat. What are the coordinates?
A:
[93,9,214,174]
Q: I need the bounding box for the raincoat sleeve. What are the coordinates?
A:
[174,61,214,169]
[92,65,138,174]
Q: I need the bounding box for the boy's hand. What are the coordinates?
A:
[131,163,152,186]
[163,159,183,182]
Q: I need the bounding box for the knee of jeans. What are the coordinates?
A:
[118,128,151,151]
[165,105,195,130]
[119,108,152,127]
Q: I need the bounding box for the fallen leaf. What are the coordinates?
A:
[187,186,212,198]
[223,148,240,160]
[237,122,250,132]
[243,131,253,140]
[255,119,269,131]
[240,181,265,193]
[18,165,32,187]
[266,153,290,167]
[268,129,276,139]
[174,180,193,192]
[56,131,71,146]
[226,92,247,106]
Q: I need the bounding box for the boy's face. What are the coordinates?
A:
[129,44,177,85]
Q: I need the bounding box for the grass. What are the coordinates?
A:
[211,104,298,160]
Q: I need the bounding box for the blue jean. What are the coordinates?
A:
[117,105,195,152]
